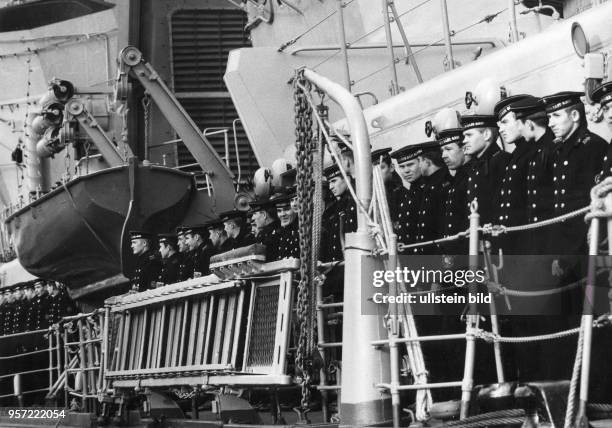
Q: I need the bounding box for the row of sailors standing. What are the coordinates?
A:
[386,88,612,258]
[129,153,366,293]
[128,194,303,292]
[0,281,74,336]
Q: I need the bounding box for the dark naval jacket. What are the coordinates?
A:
[466,143,509,225]
[226,227,256,250]
[392,179,424,254]
[322,190,357,261]
[550,125,608,255]
[131,249,162,292]
[413,167,451,254]
[159,252,181,285]
[256,220,281,261]
[442,162,471,254]
[277,219,300,260]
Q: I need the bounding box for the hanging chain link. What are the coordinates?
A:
[142,94,151,155]
[293,69,315,421]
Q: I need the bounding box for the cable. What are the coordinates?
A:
[311,0,434,70]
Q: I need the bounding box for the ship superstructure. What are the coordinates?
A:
[0,1,611,427]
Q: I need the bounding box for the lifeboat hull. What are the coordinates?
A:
[5,163,195,290]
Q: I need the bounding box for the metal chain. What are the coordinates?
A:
[142,94,151,155]
[293,69,315,420]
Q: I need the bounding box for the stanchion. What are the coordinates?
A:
[482,244,505,382]
[574,214,599,427]
[460,202,480,419]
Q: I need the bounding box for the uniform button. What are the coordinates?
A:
[534,217,538,221]
[499,216,503,220]
[561,189,565,194]
[554,163,557,168]
[561,203,565,208]
[555,203,558,208]
[533,190,536,194]
[564,161,568,166]
[554,177,557,181]
[554,190,558,195]
[562,175,565,180]
[508,190,511,194]
[532,204,536,208]
[512,165,517,170]
[474,184,478,188]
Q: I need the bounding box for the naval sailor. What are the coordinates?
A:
[157,233,181,285]
[389,144,425,254]
[219,210,256,250]
[129,231,162,292]
[249,198,281,261]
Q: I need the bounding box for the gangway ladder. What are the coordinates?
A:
[372,202,507,426]
[61,311,105,413]
[315,267,345,422]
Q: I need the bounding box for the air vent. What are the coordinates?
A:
[171,8,258,181]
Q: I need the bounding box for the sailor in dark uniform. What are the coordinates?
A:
[220,210,256,250]
[591,81,612,179]
[176,226,192,281]
[207,218,233,254]
[0,290,7,336]
[11,286,26,334]
[494,95,539,255]
[23,284,36,332]
[412,141,451,255]
[321,162,357,262]
[439,128,470,254]
[184,225,214,278]
[372,147,404,211]
[272,192,300,260]
[509,96,556,253]
[543,91,608,258]
[389,144,425,253]
[31,281,49,332]
[2,289,14,335]
[249,199,281,261]
[129,231,162,292]
[46,282,74,326]
[461,114,509,225]
[157,233,180,285]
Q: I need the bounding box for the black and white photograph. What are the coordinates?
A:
[0,0,611,426]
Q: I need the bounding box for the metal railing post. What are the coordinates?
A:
[382,0,400,94]
[440,0,455,70]
[460,202,480,419]
[336,0,352,91]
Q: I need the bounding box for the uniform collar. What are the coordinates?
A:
[425,167,450,185]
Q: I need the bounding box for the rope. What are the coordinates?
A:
[486,206,590,235]
[485,269,603,298]
[564,316,585,428]
[399,205,590,252]
[474,319,606,344]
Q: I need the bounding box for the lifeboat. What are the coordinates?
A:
[4,161,195,290]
